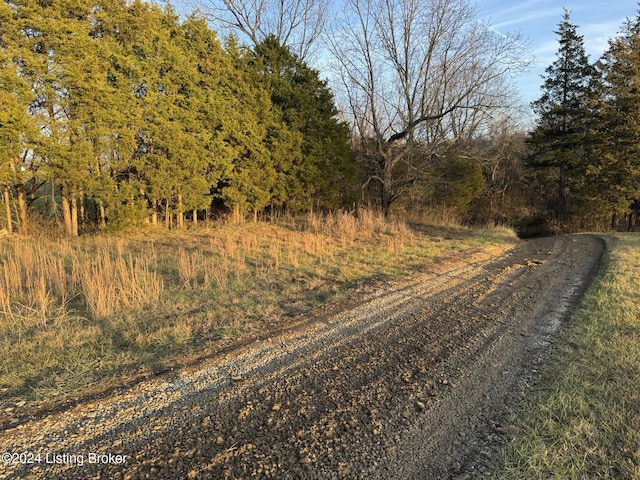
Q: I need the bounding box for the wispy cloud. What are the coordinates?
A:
[532,39,558,64]
[582,19,627,56]
[475,0,635,107]
[479,0,559,30]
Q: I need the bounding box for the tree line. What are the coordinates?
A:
[0,0,356,235]
[1,0,640,235]
[528,9,640,232]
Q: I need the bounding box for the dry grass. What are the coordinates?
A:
[0,239,163,320]
[0,211,516,403]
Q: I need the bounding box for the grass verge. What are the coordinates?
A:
[0,212,516,405]
[491,233,640,479]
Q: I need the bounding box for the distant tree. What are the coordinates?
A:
[327,0,527,216]
[429,151,485,214]
[528,9,599,226]
[459,115,535,225]
[198,0,329,60]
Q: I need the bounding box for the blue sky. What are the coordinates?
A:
[173,0,636,123]
[475,1,636,110]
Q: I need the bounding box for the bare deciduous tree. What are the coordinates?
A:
[197,0,328,60]
[327,0,529,215]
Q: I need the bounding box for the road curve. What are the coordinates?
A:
[0,235,604,480]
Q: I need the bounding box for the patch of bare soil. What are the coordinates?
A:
[0,235,604,480]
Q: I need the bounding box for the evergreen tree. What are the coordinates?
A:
[1,0,358,232]
[129,5,211,228]
[252,36,357,211]
[596,11,640,229]
[0,2,38,233]
[7,0,125,235]
[216,38,279,222]
[5,0,88,235]
[58,0,132,234]
[81,0,139,229]
[529,9,599,225]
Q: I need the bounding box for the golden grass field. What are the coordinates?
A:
[0,211,517,404]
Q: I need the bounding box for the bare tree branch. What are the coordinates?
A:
[197,0,328,60]
[326,0,529,215]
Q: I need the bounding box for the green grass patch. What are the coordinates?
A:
[0,213,516,404]
[492,233,640,479]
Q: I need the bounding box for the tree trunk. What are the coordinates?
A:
[61,194,73,236]
[50,181,58,218]
[628,209,636,232]
[176,194,184,228]
[165,199,171,229]
[79,190,86,229]
[557,163,567,223]
[16,184,28,234]
[70,194,79,236]
[98,201,106,228]
[192,209,197,226]
[3,186,12,235]
[631,200,640,233]
[382,165,393,218]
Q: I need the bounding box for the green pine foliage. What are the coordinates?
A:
[0,0,357,234]
[529,8,640,231]
[595,13,640,224]
[528,10,599,226]
[251,36,357,211]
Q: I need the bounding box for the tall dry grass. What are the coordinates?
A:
[303,209,413,242]
[0,239,163,321]
[0,210,515,401]
[77,249,163,318]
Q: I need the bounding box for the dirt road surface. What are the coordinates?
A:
[0,235,604,480]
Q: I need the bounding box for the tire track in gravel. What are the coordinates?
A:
[0,235,604,480]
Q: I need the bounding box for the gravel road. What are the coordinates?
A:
[0,235,604,480]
